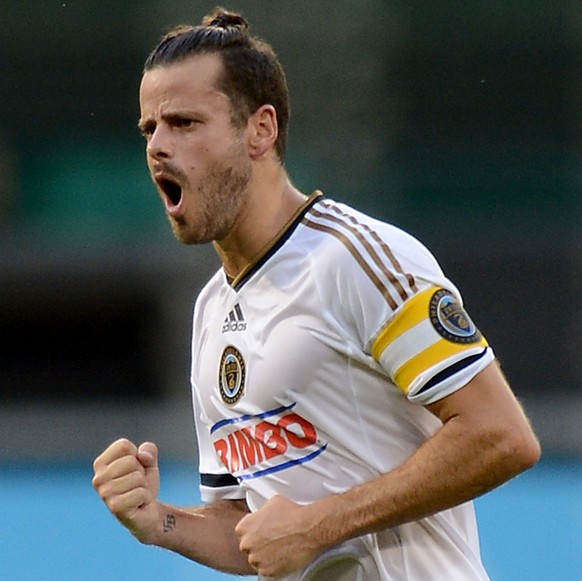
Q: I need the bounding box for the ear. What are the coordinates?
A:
[247,104,278,160]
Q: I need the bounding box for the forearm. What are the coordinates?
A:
[146,499,255,575]
[234,414,535,578]
[232,365,540,578]
[306,364,540,551]
[314,417,521,546]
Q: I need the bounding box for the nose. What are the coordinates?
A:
[146,125,172,160]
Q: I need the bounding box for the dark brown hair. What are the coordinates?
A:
[144,7,290,161]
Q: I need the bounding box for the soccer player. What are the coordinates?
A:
[92,8,541,580]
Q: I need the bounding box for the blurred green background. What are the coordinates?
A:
[0,1,580,579]
[2,0,580,451]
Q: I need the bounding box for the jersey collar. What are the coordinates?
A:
[227,191,324,291]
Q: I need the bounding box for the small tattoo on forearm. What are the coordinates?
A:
[163,514,176,533]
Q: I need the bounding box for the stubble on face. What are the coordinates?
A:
[170,136,252,245]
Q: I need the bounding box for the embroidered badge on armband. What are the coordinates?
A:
[429,289,482,344]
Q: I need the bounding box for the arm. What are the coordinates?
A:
[235,361,541,577]
[92,438,254,575]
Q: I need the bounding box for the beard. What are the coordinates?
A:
[168,139,252,245]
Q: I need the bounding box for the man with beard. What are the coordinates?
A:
[93,8,540,580]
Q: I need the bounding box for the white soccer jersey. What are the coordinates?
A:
[190,192,494,580]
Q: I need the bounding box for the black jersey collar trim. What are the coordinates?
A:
[229,191,323,291]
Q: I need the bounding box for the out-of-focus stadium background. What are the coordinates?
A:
[0,1,580,579]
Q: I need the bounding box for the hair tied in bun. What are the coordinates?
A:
[205,7,249,30]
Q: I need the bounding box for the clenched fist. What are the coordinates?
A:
[235,495,328,578]
[92,438,162,544]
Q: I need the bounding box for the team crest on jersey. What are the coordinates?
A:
[219,345,246,405]
[429,289,482,344]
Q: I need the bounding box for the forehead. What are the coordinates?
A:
[139,53,228,112]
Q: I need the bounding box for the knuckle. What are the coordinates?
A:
[113,438,137,455]
[96,480,115,502]
[91,473,102,490]
[93,438,137,472]
[109,490,139,514]
[107,496,125,515]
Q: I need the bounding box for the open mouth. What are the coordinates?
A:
[157,177,183,207]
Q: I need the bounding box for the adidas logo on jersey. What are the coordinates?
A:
[222,303,247,333]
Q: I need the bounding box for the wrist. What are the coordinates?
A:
[130,500,168,546]
[304,496,344,554]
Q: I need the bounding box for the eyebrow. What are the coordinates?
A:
[138,109,206,129]
[137,118,154,133]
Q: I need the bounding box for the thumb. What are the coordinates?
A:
[137,442,158,468]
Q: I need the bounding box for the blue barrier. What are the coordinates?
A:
[0,459,580,580]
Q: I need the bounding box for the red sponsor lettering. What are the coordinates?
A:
[214,438,229,467]
[234,427,264,469]
[277,413,317,449]
[213,412,318,474]
[227,434,241,472]
[255,421,287,459]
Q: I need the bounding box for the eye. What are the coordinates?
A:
[138,121,156,140]
[171,115,202,130]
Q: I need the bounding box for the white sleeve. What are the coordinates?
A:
[370,284,494,405]
[321,213,494,405]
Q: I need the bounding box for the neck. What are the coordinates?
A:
[213,168,307,279]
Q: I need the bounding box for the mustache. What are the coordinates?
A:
[152,162,188,184]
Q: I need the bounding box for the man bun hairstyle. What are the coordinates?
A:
[144,7,290,162]
[203,8,248,29]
